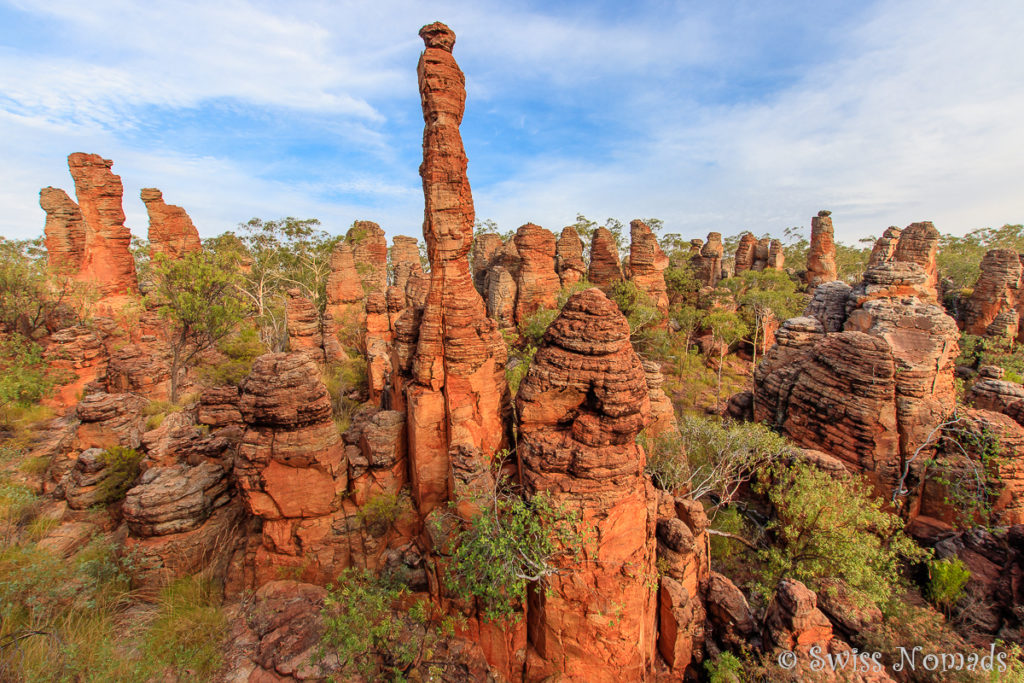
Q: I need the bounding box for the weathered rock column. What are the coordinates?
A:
[408,22,507,515]
[805,209,837,289]
[516,288,656,682]
[141,188,202,260]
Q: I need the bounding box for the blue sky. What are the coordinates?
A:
[1,0,1022,245]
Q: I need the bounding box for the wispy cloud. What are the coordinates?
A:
[0,0,1021,244]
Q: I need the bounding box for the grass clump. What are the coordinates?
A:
[95,446,143,504]
[144,576,226,679]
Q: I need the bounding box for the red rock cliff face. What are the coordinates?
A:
[141,188,202,260]
[691,232,723,288]
[516,288,656,682]
[408,22,507,515]
[40,187,86,273]
[67,153,138,295]
[734,232,757,274]
[805,210,837,289]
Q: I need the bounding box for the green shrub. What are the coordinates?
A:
[198,325,267,386]
[325,357,367,434]
[318,568,455,681]
[357,491,404,537]
[755,461,928,608]
[439,478,590,622]
[705,651,744,683]
[639,430,688,493]
[0,336,55,415]
[926,557,971,611]
[518,307,558,347]
[96,446,143,504]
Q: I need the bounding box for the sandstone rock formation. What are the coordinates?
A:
[805,210,837,289]
[555,226,586,288]
[286,289,325,364]
[40,187,86,273]
[868,226,902,267]
[891,221,940,293]
[235,353,348,583]
[471,232,503,295]
[516,288,656,681]
[349,221,389,295]
[141,188,202,260]
[692,232,724,288]
[513,223,559,323]
[587,226,623,291]
[67,153,138,295]
[963,248,1023,340]
[628,219,669,317]
[734,232,757,274]
[756,237,962,512]
[409,22,507,515]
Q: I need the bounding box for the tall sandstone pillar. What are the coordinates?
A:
[67,153,138,295]
[141,188,202,260]
[407,22,507,515]
[805,209,837,289]
[517,288,657,682]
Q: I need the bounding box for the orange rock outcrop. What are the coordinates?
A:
[516,288,656,681]
[141,188,202,260]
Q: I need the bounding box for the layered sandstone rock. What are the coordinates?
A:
[805,210,837,289]
[40,187,86,273]
[471,233,503,295]
[235,353,347,583]
[628,219,669,317]
[891,221,940,293]
[513,223,559,323]
[963,249,1023,340]
[364,292,394,407]
[922,409,1024,526]
[141,188,202,260]
[734,232,757,274]
[349,221,389,295]
[556,226,586,288]
[587,226,623,291]
[516,288,656,681]
[324,240,363,362]
[286,289,325,364]
[67,153,138,295]
[644,360,678,438]
[868,226,902,267]
[767,239,785,270]
[409,22,507,515]
[692,233,723,288]
[757,234,962,515]
[966,372,1024,427]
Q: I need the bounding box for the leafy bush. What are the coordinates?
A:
[640,431,688,492]
[357,491,405,537]
[673,416,795,506]
[439,478,589,621]
[318,568,455,681]
[198,325,266,386]
[0,336,55,415]
[96,446,143,504]
[926,557,971,612]
[756,461,928,607]
[704,651,744,683]
[325,356,367,434]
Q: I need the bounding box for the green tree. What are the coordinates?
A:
[216,218,337,351]
[438,458,590,622]
[149,251,246,404]
[756,461,928,607]
[937,224,1024,290]
[705,311,750,406]
[0,336,55,413]
[719,270,805,368]
[0,238,96,337]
